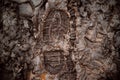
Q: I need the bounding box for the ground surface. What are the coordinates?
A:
[0,0,120,80]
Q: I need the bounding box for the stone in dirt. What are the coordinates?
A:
[19,3,33,17]
[11,0,28,3]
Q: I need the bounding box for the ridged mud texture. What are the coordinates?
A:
[42,9,69,42]
[43,50,64,74]
[58,54,77,80]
